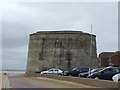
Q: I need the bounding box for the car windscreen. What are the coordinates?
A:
[89,69,97,73]
[72,68,77,71]
[116,68,120,73]
[78,68,89,72]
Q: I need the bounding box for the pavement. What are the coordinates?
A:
[3,74,98,88]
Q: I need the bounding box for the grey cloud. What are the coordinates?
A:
[2,2,118,69]
[2,22,30,48]
[2,46,27,69]
[2,35,28,48]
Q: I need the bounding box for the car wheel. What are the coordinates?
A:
[94,76,99,80]
[68,74,72,76]
[58,73,62,75]
[118,79,120,82]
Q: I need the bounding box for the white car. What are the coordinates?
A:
[112,73,120,82]
[40,68,63,75]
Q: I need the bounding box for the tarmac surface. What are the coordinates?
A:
[5,74,97,88]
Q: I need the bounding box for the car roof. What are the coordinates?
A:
[100,66,120,71]
[105,66,120,69]
[49,68,61,70]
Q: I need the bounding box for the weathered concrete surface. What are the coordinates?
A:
[8,75,97,88]
[26,31,98,75]
[26,73,119,89]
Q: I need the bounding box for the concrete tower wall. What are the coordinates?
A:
[26,31,97,75]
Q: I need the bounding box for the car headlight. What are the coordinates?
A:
[41,71,44,74]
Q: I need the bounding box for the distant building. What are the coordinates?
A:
[98,51,120,67]
[26,31,97,75]
[111,51,120,67]
[98,52,114,67]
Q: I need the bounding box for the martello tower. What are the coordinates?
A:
[26,31,97,75]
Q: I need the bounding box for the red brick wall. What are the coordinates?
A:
[111,55,120,66]
[100,58,109,67]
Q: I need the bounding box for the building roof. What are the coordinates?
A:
[30,30,96,37]
[114,51,120,55]
[111,51,120,57]
[99,52,115,58]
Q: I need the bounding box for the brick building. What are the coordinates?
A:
[98,51,120,67]
[110,51,120,67]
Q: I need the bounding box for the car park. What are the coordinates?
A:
[40,68,63,75]
[64,67,90,77]
[112,73,120,82]
[87,67,120,80]
[79,68,101,78]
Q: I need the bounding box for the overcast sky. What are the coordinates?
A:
[1,0,118,70]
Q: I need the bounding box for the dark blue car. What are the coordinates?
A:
[78,68,101,78]
[87,66,120,80]
[64,67,90,77]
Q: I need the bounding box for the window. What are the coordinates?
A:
[103,68,112,73]
[115,68,120,73]
[49,69,53,72]
[55,69,58,71]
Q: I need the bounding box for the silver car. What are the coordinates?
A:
[40,68,63,75]
[112,73,120,82]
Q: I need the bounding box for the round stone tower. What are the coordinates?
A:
[26,31,97,75]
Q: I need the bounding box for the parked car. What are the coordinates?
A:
[78,68,101,78]
[63,71,69,76]
[64,67,90,77]
[112,73,120,82]
[87,67,120,80]
[40,68,63,75]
